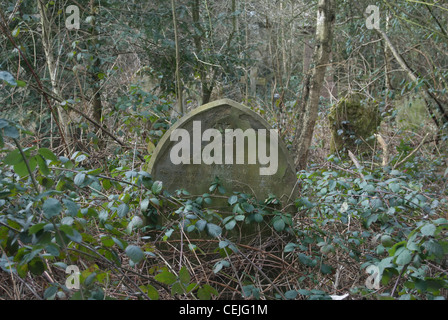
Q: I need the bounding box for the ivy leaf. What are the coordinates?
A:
[125,245,144,264]
[43,198,62,219]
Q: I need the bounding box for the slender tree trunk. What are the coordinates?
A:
[171,0,184,115]
[88,0,102,125]
[37,0,71,149]
[192,0,214,105]
[293,0,335,170]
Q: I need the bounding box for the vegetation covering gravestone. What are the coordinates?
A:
[147,99,298,230]
[328,95,381,154]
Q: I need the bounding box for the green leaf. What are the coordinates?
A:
[28,223,46,234]
[38,148,58,161]
[213,260,230,274]
[117,203,130,218]
[140,284,159,300]
[100,236,115,247]
[179,266,191,285]
[389,183,401,193]
[320,264,333,275]
[36,155,50,176]
[395,248,412,265]
[16,80,26,87]
[112,237,126,250]
[206,223,222,238]
[62,199,80,217]
[84,272,97,286]
[421,224,436,237]
[196,220,207,232]
[298,253,316,267]
[3,149,22,165]
[285,290,298,300]
[284,242,297,253]
[273,218,285,232]
[13,161,29,177]
[140,198,150,212]
[12,27,20,37]
[228,195,238,206]
[424,240,444,258]
[155,269,177,285]
[44,286,58,300]
[4,125,19,138]
[43,198,62,219]
[225,219,236,230]
[241,202,254,213]
[74,172,86,186]
[152,181,163,195]
[125,245,144,263]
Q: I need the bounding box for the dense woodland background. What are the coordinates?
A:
[0,0,447,300]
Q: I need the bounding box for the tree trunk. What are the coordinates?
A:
[88,0,103,125]
[171,0,184,115]
[293,0,335,170]
[37,0,71,150]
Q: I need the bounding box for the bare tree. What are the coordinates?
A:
[293,0,335,170]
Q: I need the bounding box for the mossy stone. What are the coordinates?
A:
[328,96,381,154]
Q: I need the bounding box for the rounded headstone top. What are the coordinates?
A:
[148,99,298,207]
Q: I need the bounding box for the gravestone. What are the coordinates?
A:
[148,99,298,210]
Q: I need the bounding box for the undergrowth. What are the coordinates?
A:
[0,118,447,300]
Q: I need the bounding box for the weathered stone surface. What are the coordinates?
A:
[148,99,298,208]
[329,95,381,154]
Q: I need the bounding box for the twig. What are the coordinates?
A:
[374,134,388,167]
[12,138,40,195]
[393,133,429,169]
[348,150,366,182]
